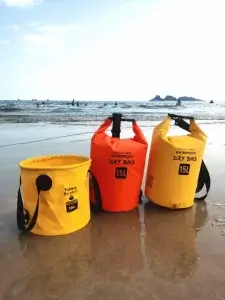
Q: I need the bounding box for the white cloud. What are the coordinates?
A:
[11,24,20,30]
[0,39,9,44]
[36,24,80,34]
[29,21,42,27]
[23,23,80,53]
[24,33,54,45]
[0,0,41,7]
[2,24,20,30]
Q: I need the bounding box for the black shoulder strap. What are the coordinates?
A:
[194,160,211,201]
[17,174,52,232]
[88,170,103,212]
[138,189,143,204]
[174,117,211,201]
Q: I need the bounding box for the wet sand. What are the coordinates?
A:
[0,122,225,300]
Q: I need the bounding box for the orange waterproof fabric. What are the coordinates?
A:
[90,118,148,212]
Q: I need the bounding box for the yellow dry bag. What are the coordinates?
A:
[17,155,91,236]
[145,114,211,209]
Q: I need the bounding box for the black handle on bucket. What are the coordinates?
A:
[168,113,211,201]
[17,175,52,233]
[108,113,135,138]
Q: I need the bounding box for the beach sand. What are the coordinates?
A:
[0,121,225,300]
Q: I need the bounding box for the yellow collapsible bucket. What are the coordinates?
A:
[17,155,91,236]
[145,114,211,209]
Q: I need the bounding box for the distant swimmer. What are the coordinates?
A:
[72,99,75,106]
[76,101,79,107]
[176,99,181,106]
[115,102,118,106]
[210,100,214,104]
[36,102,45,108]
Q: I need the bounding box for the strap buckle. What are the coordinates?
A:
[168,113,194,126]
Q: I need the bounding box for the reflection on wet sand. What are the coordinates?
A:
[143,201,208,281]
[3,224,92,300]
[88,210,143,281]
[2,210,144,299]
[0,200,215,300]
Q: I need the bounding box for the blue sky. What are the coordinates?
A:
[0,0,225,101]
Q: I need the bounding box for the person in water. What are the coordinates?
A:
[176,99,181,106]
[71,99,75,106]
[36,102,45,108]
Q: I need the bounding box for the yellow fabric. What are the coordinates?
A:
[145,117,207,209]
[20,155,91,236]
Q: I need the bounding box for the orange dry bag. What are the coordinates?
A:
[145,114,211,209]
[90,113,148,212]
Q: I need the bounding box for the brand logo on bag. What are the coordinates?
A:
[66,196,78,213]
[64,186,78,212]
[64,186,78,196]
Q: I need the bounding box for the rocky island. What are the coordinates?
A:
[150,95,203,102]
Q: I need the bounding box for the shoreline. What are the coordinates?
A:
[2,99,225,125]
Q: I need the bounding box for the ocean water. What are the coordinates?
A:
[1,100,225,124]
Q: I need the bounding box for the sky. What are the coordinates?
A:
[0,0,225,101]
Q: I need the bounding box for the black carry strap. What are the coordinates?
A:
[88,170,103,212]
[108,113,135,138]
[138,189,143,204]
[17,175,52,232]
[168,113,211,201]
[110,113,144,204]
